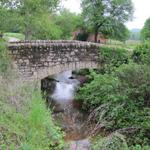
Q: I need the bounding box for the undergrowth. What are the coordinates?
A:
[0,40,64,149]
[0,90,64,150]
[76,45,150,149]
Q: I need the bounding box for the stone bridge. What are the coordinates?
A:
[8,40,100,80]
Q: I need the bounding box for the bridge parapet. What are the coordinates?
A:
[8,40,100,80]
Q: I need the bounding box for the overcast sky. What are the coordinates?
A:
[61,0,150,29]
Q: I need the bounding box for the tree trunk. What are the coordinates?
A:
[25,31,29,40]
[24,12,32,40]
[94,28,98,43]
[25,28,32,40]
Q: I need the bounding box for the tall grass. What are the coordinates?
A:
[0,40,64,149]
[20,91,64,150]
[0,90,64,150]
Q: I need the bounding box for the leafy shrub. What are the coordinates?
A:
[76,63,150,145]
[140,17,150,41]
[32,14,62,40]
[76,72,121,111]
[92,133,129,150]
[100,46,129,73]
[130,145,150,150]
[92,133,150,150]
[132,41,150,65]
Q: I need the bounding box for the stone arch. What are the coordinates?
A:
[8,40,100,81]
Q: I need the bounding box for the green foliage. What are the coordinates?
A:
[130,145,150,150]
[0,1,83,40]
[0,0,60,12]
[0,9,23,33]
[0,90,64,150]
[76,73,120,110]
[92,134,150,150]
[54,9,83,39]
[132,41,150,65]
[0,0,61,40]
[21,91,64,150]
[0,39,10,73]
[0,58,64,150]
[109,22,130,42]
[81,0,133,42]
[100,46,129,73]
[92,133,129,150]
[141,18,150,41]
[76,63,150,145]
[31,14,62,40]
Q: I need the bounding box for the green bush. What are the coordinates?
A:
[31,14,62,40]
[100,46,129,73]
[92,134,150,150]
[76,63,150,145]
[132,41,150,65]
[130,145,150,150]
[140,18,150,41]
[92,133,129,150]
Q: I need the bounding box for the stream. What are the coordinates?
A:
[46,71,91,150]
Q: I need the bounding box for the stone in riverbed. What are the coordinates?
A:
[69,139,91,150]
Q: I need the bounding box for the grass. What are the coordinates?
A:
[3,32,25,40]
[104,39,141,50]
[0,40,64,149]
[0,89,64,150]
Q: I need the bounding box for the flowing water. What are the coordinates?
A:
[51,71,79,109]
[50,71,91,150]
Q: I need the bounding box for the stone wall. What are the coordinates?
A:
[8,40,100,80]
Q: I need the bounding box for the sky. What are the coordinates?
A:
[61,0,150,29]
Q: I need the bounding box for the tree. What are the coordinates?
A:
[81,0,133,42]
[32,14,62,40]
[0,0,60,39]
[0,8,23,33]
[110,22,130,42]
[141,18,150,41]
[54,8,83,39]
[20,0,60,39]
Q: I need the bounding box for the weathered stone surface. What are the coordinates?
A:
[69,139,91,150]
[8,40,100,80]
